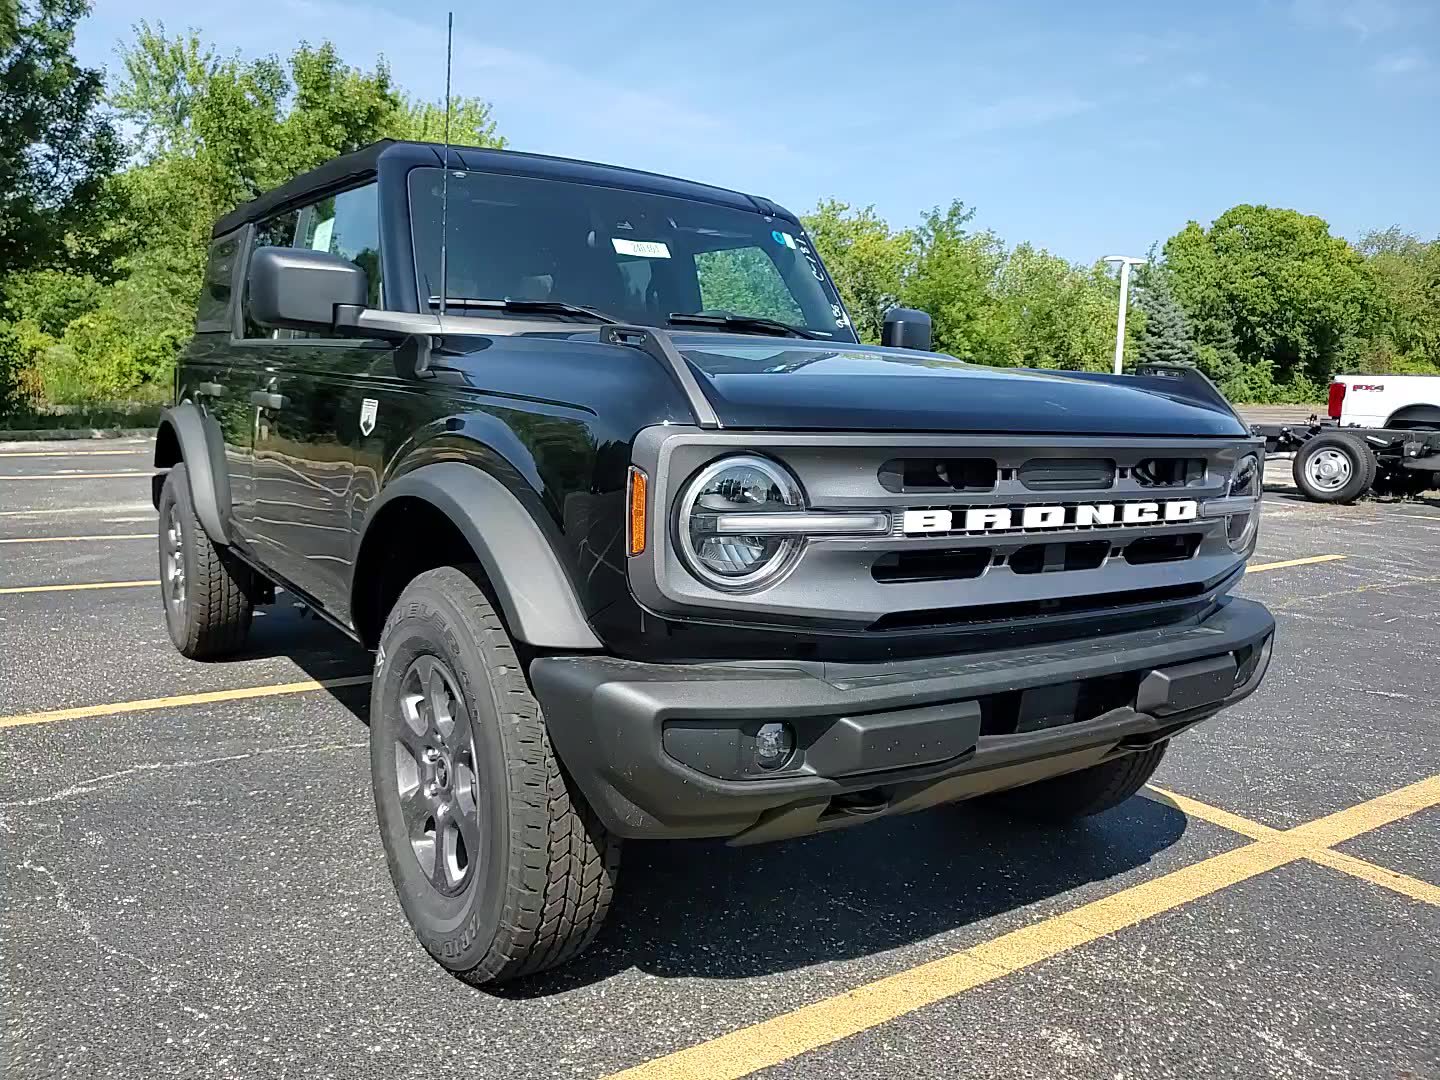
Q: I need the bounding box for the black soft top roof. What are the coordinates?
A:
[212,139,798,238]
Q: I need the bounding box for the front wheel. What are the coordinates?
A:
[982,744,1167,821]
[1292,432,1376,504]
[370,566,620,986]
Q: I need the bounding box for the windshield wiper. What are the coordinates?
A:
[427,297,620,324]
[667,311,820,340]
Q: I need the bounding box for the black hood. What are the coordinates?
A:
[673,337,1246,438]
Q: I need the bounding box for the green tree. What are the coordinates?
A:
[901,201,1006,361]
[801,200,913,343]
[1164,205,1377,400]
[393,96,506,148]
[1357,228,1440,374]
[1133,264,1198,368]
[987,247,1131,371]
[0,0,123,281]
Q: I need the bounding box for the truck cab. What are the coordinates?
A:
[153,139,1275,984]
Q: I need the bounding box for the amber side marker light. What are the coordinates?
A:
[627,466,648,556]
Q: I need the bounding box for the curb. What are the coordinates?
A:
[0,427,153,443]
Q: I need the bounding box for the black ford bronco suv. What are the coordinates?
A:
[153,140,1275,985]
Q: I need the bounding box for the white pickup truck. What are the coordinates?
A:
[1253,375,1440,503]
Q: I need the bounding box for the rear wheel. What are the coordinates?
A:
[1292,432,1376,504]
[370,565,620,985]
[983,744,1168,821]
[157,463,253,659]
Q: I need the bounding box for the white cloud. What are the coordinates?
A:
[1291,0,1406,36]
[1373,50,1428,74]
[944,93,1096,138]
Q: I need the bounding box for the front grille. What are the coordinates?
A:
[873,547,992,583]
[632,427,1259,633]
[1018,457,1116,491]
[1134,457,1206,487]
[1009,540,1110,575]
[869,580,1213,632]
[1124,533,1202,565]
[879,457,997,493]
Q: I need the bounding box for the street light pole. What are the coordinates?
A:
[1103,255,1147,375]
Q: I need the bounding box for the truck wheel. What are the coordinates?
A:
[984,744,1167,821]
[157,463,253,659]
[370,565,620,986]
[1292,432,1376,504]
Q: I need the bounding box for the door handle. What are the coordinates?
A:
[249,391,287,410]
[194,382,225,398]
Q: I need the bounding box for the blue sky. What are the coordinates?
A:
[77,0,1438,263]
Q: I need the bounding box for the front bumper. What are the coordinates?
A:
[530,596,1275,844]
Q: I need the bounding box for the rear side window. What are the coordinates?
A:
[240,183,381,339]
[242,209,300,339]
[296,185,382,307]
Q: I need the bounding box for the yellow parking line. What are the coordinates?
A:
[605,775,1440,1080]
[0,534,150,545]
[0,579,158,595]
[1148,784,1440,907]
[1307,849,1440,906]
[0,471,149,480]
[0,675,372,730]
[1286,774,1440,848]
[1246,554,1347,573]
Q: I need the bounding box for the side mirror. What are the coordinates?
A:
[881,307,933,352]
[246,246,368,334]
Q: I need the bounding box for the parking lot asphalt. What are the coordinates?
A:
[1,437,1437,1080]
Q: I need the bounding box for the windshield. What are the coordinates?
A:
[408,168,857,341]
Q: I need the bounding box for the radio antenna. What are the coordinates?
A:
[437,11,454,320]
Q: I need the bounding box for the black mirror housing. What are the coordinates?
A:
[246,246,368,334]
[881,307,933,352]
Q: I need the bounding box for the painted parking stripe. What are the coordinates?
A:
[0,579,158,595]
[1247,554,1347,573]
[0,504,154,518]
[0,675,372,730]
[0,449,147,458]
[0,471,150,480]
[0,533,151,545]
[1148,785,1440,907]
[603,775,1440,1080]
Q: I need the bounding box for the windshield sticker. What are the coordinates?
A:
[772,229,797,249]
[612,238,671,259]
[798,239,825,281]
[310,217,335,253]
[831,303,851,329]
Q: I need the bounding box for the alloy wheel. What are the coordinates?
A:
[162,505,186,613]
[393,655,482,896]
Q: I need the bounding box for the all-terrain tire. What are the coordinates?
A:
[157,463,254,659]
[1292,431,1376,504]
[984,744,1168,821]
[370,565,620,986]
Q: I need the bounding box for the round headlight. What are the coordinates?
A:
[1226,453,1261,551]
[677,455,805,590]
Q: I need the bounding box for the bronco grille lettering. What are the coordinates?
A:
[902,500,1198,535]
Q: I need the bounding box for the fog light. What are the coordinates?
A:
[753,722,795,770]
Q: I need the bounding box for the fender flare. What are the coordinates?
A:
[359,462,602,650]
[154,402,232,544]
